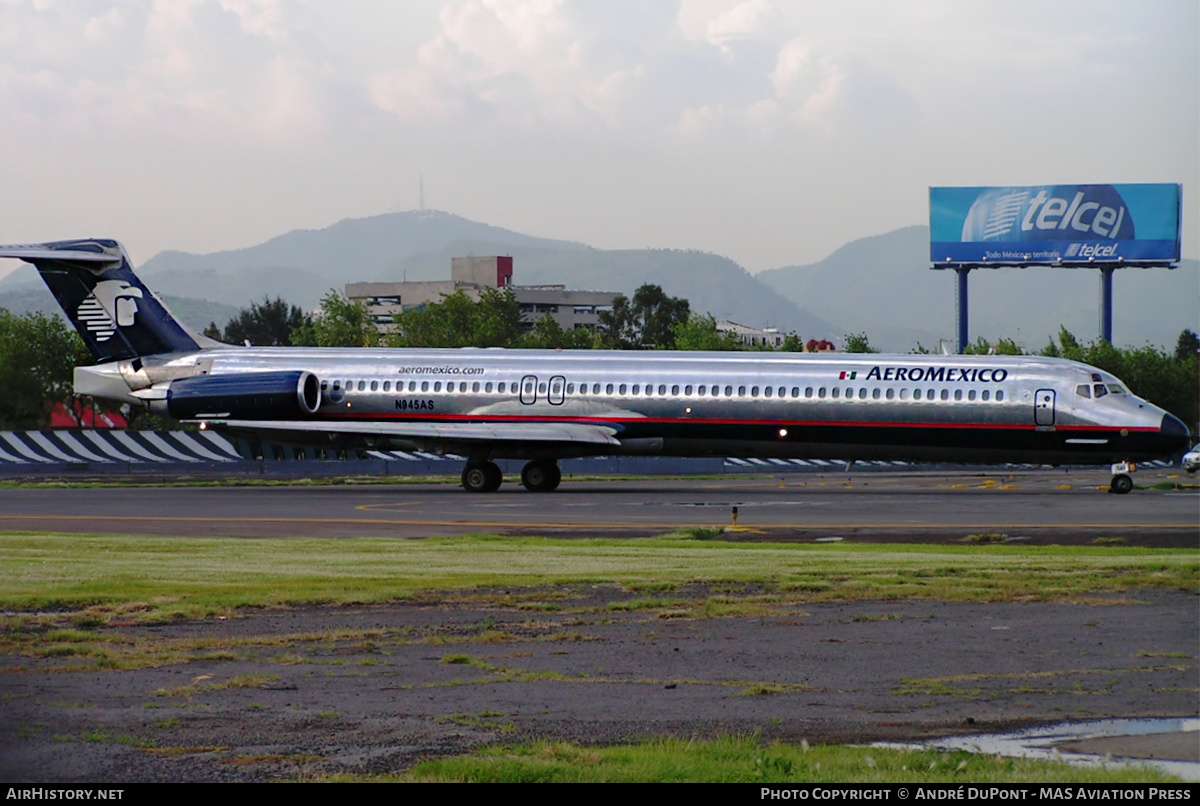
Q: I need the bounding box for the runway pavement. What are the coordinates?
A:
[1,467,1196,544]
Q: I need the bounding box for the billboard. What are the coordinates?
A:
[930,183,1181,265]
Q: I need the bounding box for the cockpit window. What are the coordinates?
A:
[1093,384,1108,399]
[1108,384,1125,394]
[1075,384,1091,399]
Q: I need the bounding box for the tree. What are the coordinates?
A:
[0,310,92,428]
[520,313,594,350]
[216,297,311,346]
[292,291,379,348]
[964,337,1024,355]
[672,313,743,351]
[843,332,878,353]
[1175,329,1199,362]
[598,284,689,349]
[781,333,805,353]
[387,288,525,349]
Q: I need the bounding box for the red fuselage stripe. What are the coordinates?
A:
[321,412,1155,433]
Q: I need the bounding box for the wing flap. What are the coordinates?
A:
[200,418,621,446]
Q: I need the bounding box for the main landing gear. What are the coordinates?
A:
[1108,462,1135,495]
[462,461,503,493]
[520,459,562,493]
[461,460,562,493]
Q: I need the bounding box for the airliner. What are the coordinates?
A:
[0,239,1189,494]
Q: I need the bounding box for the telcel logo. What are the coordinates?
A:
[1020,190,1125,238]
[962,185,1135,243]
[1064,243,1120,259]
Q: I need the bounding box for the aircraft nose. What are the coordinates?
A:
[1161,413,1191,452]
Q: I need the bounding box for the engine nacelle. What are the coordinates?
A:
[154,370,321,420]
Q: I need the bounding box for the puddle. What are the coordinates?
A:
[874,717,1199,781]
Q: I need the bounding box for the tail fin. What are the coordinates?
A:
[0,239,200,362]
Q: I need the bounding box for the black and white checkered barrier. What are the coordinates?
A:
[0,431,463,465]
[0,431,1171,471]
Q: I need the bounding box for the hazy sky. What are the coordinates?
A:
[1,0,1196,272]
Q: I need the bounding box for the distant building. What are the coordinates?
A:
[716,320,786,349]
[346,256,619,333]
[713,321,836,351]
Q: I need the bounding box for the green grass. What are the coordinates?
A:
[327,736,1179,783]
[0,533,1194,625]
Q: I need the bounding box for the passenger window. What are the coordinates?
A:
[605,383,613,394]
[684,385,693,395]
[567,383,575,394]
[764,386,773,398]
[913,389,921,400]
[434,382,442,392]
[619,384,627,395]
[805,387,813,398]
[697,385,705,396]
[659,385,667,395]
[900,388,909,400]
[831,387,840,399]
[593,383,601,394]
[858,388,867,399]
[886,388,895,400]
[940,389,949,401]
[672,385,680,395]
[421,381,429,392]
[370,380,378,391]
[725,386,734,396]
[751,386,760,396]
[779,387,786,398]
[982,390,990,401]
[967,390,976,401]
[996,390,1004,401]
[791,387,800,398]
[954,389,962,401]
[818,387,826,399]
[872,388,880,400]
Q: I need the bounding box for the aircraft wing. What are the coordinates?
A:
[201,418,622,450]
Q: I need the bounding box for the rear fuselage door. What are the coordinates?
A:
[1034,388,1056,426]
[520,375,538,405]
[548,375,565,405]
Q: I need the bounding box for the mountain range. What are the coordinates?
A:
[1,211,1195,352]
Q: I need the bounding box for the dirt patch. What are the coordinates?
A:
[1,586,1196,782]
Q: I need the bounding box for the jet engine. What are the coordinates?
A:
[153,370,321,420]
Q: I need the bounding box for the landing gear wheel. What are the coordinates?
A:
[521,460,562,492]
[1109,474,1133,495]
[462,461,502,493]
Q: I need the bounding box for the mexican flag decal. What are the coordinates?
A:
[839,371,857,380]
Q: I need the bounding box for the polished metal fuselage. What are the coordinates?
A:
[82,346,1188,465]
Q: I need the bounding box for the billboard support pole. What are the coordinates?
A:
[1099,265,1115,344]
[955,266,970,354]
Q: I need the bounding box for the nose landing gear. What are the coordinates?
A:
[1108,462,1135,495]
